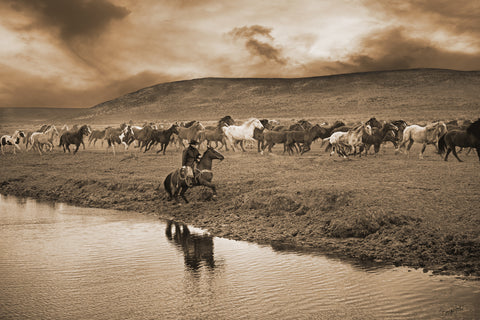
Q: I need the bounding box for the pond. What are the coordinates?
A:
[0,194,478,319]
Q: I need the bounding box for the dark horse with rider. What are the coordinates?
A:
[163,140,224,204]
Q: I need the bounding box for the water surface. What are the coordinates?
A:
[0,195,478,319]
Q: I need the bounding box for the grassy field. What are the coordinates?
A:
[1,139,479,276]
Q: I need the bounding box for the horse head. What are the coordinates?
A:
[250,118,264,130]
[203,147,224,161]
[170,124,180,135]
[79,124,91,136]
[219,116,235,126]
[466,118,480,140]
[366,117,382,128]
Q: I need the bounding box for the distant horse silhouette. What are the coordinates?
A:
[397,121,447,159]
[222,118,263,151]
[59,125,91,154]
[438,118,480,162]
[163,147,224,204]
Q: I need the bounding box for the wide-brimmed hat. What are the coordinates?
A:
[189,140,199,145]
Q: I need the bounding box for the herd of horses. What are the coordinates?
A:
[2,116,479,203]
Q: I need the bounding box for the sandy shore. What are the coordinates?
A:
[1,145,479,277]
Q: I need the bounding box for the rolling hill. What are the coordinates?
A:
[85,68,479,124]
[2,68,479,128]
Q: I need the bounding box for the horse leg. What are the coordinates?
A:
[163,174,174,201]
[444,148,451,161]
[179,186,189,204]
[419,143,426,159]
[162,143,168,155]
[475,147,480,161]
[197,176,217,197]
[73,144,80,154]
[451,147,463,162]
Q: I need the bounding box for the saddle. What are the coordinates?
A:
[177,166,195,187]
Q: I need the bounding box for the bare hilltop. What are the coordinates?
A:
[85,68,480,124]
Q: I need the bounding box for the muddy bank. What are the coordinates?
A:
[1,149,479,277]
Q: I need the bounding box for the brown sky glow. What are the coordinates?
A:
[1,0,479,108]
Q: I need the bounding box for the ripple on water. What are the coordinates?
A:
[0,194,479,320]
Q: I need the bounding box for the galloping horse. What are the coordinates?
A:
[327,123,372,158]
[88,128,107,147]
[163,147,224,204]
[30,125,59,154]
[176,121,205,148]
[438,118,480,162]
[142,124,179,154]
[202,116,235,150]
[222,118,263,151]
[1,130,26,155]
[105,125,134,155]
[397,121,447,159]
[59,125,91,154]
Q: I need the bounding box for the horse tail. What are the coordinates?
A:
[163,173,172,196]
[438,133,447,154]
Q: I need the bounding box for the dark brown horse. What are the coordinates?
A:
[143,124,179,154]
[59,125,91,154]
[362,122,399,155]
[438,118,480,162]
[163,147,224,204]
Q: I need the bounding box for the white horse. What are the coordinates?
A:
[1,130,26,155]
[397,121,447,159]
[222,118,264,152]
[30,125,59,154]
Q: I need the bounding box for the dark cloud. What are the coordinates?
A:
[7,0,130,42]
[0,64,177,108]
[229,25,287,65]
[302,27,480,76]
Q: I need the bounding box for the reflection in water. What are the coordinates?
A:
[165,220,215,271]
[1,194,479,320]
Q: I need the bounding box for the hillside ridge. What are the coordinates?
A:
[82,68,480,123]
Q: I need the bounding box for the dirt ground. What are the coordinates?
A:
[1,139,479,277]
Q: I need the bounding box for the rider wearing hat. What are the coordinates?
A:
[182,140,201,171]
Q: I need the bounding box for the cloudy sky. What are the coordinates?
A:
[1,0,479,108]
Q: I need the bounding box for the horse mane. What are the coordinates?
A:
[466,118,480,140]
[219,116,234,126]
[184,120,196,128]
[243,118,258,126]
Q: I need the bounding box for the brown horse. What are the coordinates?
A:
[438,118,480,162]
[59,125,91,154]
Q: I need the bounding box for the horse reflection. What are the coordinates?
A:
[165,220,215,271]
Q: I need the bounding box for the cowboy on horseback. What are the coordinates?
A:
[182,140,201,170]
[177,140,200,187]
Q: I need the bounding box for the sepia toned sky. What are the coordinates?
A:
[1,0,479,108]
